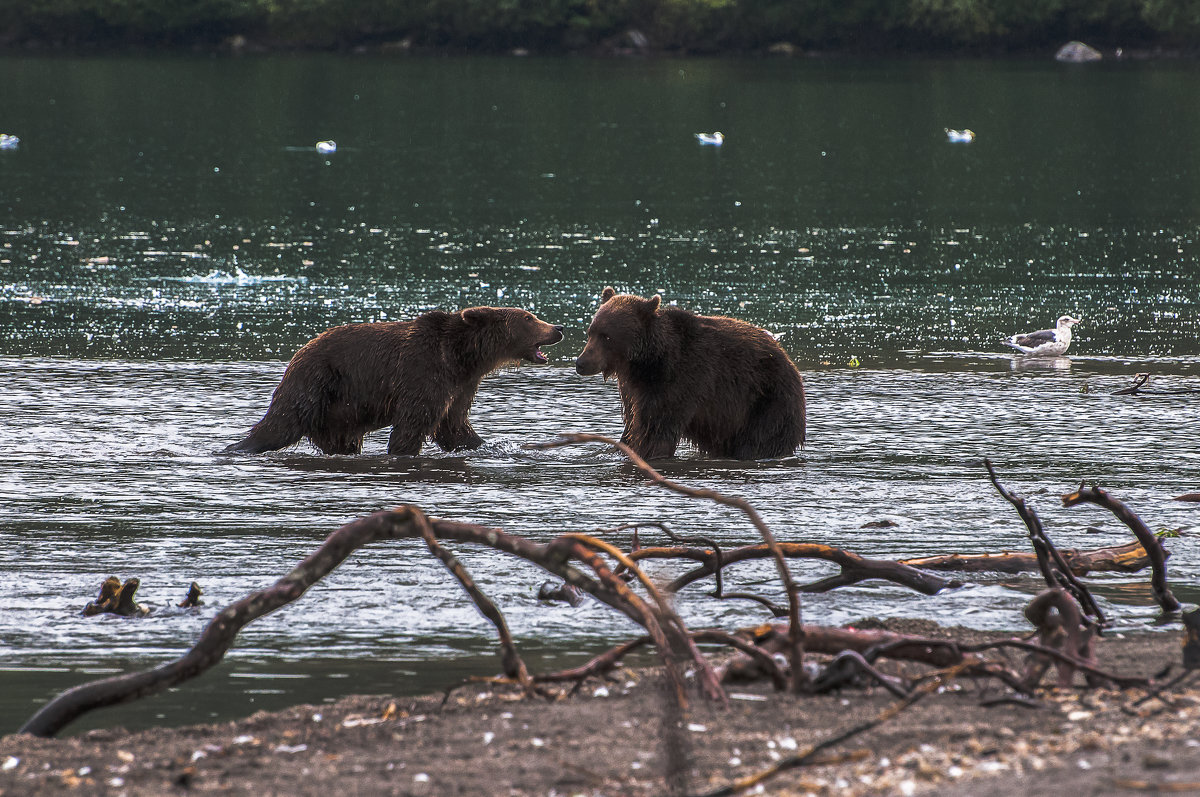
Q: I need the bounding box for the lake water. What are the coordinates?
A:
[2,54,1199,734]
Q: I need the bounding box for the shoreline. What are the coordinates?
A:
[3,621,1197,796]
[2,36,1197,61]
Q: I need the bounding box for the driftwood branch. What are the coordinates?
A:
[82,577,148,617]
[415,513,534,693]
[1023,587,1099,688]
[899,540,1153,575]
[628,543,959,596]
[1061,485,1181,614]
[530,433,810,693]
[985,460,1106,625]
[1112,373,1200,396]
[737,622,1151,691]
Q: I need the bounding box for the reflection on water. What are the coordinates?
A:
[3,54,1200,733]
[1009,355,1073,372]
[2,358,1198,732]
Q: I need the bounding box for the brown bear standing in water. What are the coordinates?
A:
[227,307,564,456]
[575,288,805,460]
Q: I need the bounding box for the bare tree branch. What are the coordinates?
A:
[1060,485,1181,614]
[530,433,809,691]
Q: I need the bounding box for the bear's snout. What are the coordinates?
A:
[576,345,603,376]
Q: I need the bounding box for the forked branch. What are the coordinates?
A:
[1061,485,1181,614]
[530,433,809,692]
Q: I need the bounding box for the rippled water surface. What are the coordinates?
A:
[2,54,1199,733]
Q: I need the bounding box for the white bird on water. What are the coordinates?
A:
[315,140,337,154]
[945,128,975,143]
[695,131,724,146]
[0,134,19,150]
[1003,315,1080,356]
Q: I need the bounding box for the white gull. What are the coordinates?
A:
[1003,315,1080,356]
[694,131,724,146]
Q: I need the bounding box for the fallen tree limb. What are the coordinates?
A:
[1112,373,1200,396]
[628,543,959,596]
[738,623,1150,690]
[1024,587,1098,688]
[416,513,535,694]
[985,460,1105,626]
[899,540,1153,576]
[23,510,423,737]
[1061,485,1181,614]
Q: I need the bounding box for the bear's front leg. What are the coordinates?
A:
[388,397,446,456]
[387,426,426,456]
[432,389,485,452]
[621,418,681,460]
[433,422,484,452]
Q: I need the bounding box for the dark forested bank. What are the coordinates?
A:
[2,0,1199,55]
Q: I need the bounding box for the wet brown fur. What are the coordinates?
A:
[576,287,805,460]
[228,307,563,456]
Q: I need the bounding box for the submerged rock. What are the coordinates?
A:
[1056,41,1102,63]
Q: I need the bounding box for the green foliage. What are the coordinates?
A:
[12,0,266,43]
[907,0,997,42]
[1140,0,1200,38]
[2,0,1199,50]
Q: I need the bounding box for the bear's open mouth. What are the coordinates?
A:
[527,328,564,364]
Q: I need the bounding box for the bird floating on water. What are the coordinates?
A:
[1003,315,1080,356]
[0,134,19,150]
[315,140,337,154]
[945,128,975,143]
[695,131,724,146]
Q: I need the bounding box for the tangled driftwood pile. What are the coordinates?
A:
[21,434,1198,796]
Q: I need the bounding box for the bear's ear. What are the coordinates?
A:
[645,294,661,313]
[461,307,494,325]
[600,286,616,304]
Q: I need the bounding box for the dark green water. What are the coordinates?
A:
[1,54,1198,734]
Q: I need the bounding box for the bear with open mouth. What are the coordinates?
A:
[227,307,564,456]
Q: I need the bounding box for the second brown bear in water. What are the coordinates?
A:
[576,288,805,460]
[228,307,564,456]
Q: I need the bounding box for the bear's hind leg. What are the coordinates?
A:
[225,409,304,454]
[731,394,804,459]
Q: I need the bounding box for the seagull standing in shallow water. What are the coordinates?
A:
[1003,315,1080,356]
